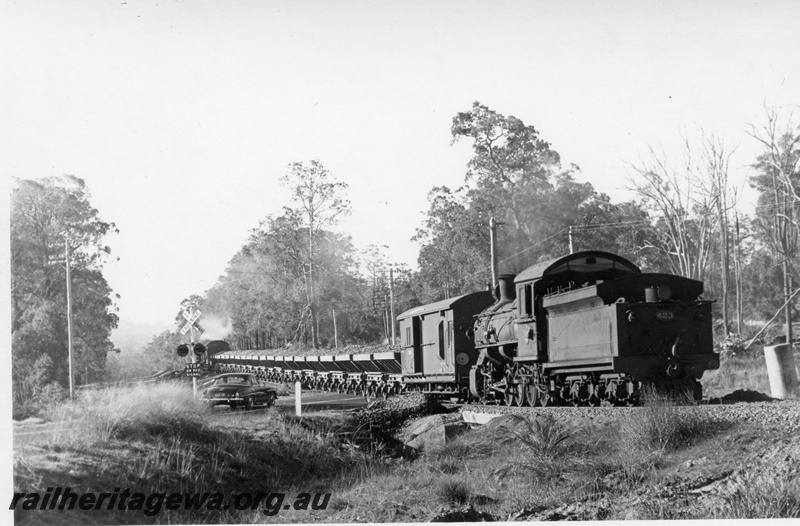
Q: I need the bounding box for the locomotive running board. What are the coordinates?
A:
[543,359,614,375]
[403,374,456,384]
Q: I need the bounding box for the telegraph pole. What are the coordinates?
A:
[65,240,75,400]
[389,267,396,345]
[332,309,339,348]
[734,212,743,334]
[785,260,793,345]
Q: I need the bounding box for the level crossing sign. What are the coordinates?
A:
[180,308,202,335]
[185,362,201,377]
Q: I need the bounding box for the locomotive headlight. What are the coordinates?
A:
[657,285,673,301]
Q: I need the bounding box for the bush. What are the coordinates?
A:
[619,387,709,453]
[718,333,749,359]
[490,414,583,480]
[495,413,577,458]
[52,381,213,443]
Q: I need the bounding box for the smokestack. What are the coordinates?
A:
[496,274,516,303]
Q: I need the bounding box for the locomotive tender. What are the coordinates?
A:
[211,250,720,405]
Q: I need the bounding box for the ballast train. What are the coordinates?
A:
[211,250,720,405]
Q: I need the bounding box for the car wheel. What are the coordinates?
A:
[245,396,254,411]
[266,392,276,408]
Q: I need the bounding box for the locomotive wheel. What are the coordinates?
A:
[514,383,526,406]
[524,382,540,407]
[539,390,550,407]
[503,385,517,406]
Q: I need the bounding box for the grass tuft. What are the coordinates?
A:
[430,428,495,461]
[487,413,590,481]
[496,413,577,458]
[437,478,472,506]
[619,386,710,453]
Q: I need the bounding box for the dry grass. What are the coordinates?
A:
[703,350,773,397]
[323,413,622,522]
[51,381,213,444]
[619,386,713,453]
[714,473,800,519]
[634,472,800,520]
[490,413,586,480]
[16,374,794,523]
[14,381,374,524]
[437,478,472,505]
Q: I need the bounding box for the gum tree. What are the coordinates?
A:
[281,160,351,348]
[11,175,118,408]
[748,109,800,342]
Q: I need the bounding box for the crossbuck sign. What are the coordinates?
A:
[180,308,202,335]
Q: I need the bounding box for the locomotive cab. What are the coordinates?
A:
[514,251,641,361]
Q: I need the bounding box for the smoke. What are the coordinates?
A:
[198,314,233,341]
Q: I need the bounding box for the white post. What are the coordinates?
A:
[295,381,302,417]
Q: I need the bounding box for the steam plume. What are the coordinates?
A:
[198,314,233,341]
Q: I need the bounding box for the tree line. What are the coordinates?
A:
[11,176,119,415]
[12,102,800,403]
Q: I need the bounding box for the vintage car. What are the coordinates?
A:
[200,373,278,410]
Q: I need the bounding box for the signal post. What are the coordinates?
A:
[178,308,204,396]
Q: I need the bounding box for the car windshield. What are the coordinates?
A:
[216,376,251,386]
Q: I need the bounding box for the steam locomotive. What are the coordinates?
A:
[210,250,720,405]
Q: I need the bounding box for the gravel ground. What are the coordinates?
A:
[458,396,800,433]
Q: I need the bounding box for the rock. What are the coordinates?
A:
[461,411,502,426]
[399,414,466,452]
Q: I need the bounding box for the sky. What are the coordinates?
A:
[4,0,800,330]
